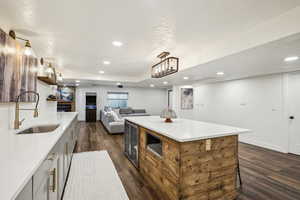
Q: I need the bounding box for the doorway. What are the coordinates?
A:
[288,72,300,155]
[86,92,97,122]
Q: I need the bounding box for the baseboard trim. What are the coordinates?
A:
[239,138,288,153]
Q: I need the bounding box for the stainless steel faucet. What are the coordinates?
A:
[14,91,40,129]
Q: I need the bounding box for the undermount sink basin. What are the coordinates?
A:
[17,124,60,134]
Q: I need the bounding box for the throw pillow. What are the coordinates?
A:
[111,111,122,122]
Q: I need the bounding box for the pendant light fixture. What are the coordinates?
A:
[24,40,33,56]
[57,72,63,82]
[37,58,58,85]
[151,52,179,78]
[37,58,46,76]
[46,63,55,76]
[9,30,35,56]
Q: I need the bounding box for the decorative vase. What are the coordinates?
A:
[160,108,177,123]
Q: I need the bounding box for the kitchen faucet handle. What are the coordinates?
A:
[33,108,39,118]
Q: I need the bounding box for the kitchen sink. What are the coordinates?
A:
[17,124,60,134]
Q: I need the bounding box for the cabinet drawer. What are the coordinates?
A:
[33,158,51,194]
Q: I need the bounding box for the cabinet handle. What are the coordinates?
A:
[47,153,56,161]
[49,168,56,192]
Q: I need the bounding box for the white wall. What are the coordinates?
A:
[172,73,291,153]
[76,86,168,121]
[0,81,57,133]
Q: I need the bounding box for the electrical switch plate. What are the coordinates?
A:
[206,139,211,151]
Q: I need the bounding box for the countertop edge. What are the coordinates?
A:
[125,117,250,142]
[12,112,78,200]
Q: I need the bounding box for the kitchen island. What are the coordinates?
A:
[124,116,249,200]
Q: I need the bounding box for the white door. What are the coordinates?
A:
[288,72,300,155]
[168,90,173,108]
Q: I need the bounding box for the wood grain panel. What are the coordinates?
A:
[0,28,38,102]
[138,127,238,200]
[139,128,180,200]
[180,136,238,200]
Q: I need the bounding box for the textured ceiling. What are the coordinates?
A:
[0,0,300,85]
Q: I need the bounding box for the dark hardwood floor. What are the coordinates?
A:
[74,122,300,200]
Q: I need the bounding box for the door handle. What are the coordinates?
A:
[289,116,295,120]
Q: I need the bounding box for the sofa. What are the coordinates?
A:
[100,107,150,134]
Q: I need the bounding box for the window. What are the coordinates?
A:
[107,92,128,108]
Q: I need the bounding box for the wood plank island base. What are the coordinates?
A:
[124,116,249,200]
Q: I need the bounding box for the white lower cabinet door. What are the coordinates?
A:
[35,158,58,200]
[70,130,75,152]
[69,131,75,157]
[16,178,33,200]
[58,150,65,198]
[64,141,69,181]
[34,178,49,200]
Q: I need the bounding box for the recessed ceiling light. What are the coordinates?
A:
[150,84,155,87]
[75,80,80,83]
[216,72,225,76]
[99,70,105,74]
[284,56,299,62]
[112,41,123,47]
[163,81,168,85]
[103,61,110,65]
[183,76,189,80]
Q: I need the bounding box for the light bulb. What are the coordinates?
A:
[57,73,63,81]
[24,47,32,56]
[23,40,34,56]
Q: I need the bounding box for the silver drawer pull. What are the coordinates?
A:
[49,168,56,192]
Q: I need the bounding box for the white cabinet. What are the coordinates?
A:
[16,118,78,200]
[57,140,65,198]
[33,161,50,200]
[33,150,59,200]
[34,178,48,200]
[63,141,70,181]
[16,178,33,200]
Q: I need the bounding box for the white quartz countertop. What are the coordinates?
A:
[0,112,78,200]
[125,116,250,142]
